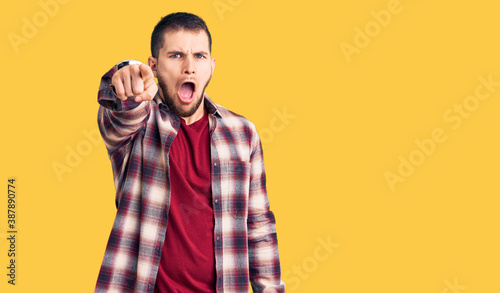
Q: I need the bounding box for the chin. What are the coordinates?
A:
[172,94,203,117]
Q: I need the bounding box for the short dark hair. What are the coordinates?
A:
[151,12,212,58]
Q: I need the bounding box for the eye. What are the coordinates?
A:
[170,53,181,58]
[195,54,205,59]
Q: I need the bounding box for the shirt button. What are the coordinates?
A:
[216,237,221,241]
[213,162,217,167]
[214,199,219,204]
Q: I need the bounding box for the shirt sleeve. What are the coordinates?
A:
[97,66,151,154]
[247,122,286,292]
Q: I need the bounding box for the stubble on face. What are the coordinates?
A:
[157,72,212,118]
[150,29,215,122]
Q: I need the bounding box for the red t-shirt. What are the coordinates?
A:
[154,110,216,292]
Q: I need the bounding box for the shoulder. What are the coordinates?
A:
[214,103,258,135]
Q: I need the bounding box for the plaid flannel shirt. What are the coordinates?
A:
[95,66,285,293]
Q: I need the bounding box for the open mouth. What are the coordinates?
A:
[177,81,196,103]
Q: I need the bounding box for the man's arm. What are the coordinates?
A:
[247,122,286,292]
[97,62,157,153]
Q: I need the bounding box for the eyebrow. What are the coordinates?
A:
[165,50,209,56]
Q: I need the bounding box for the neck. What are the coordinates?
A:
[181,100,205,125]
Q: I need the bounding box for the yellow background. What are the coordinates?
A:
[1,0,499,292]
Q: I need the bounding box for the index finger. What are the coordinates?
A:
[139,63,154,82]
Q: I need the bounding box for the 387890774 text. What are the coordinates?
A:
[7,178,17,285]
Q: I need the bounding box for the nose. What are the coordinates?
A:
[183,55,195,74]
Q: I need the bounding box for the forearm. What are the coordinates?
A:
[248,211,285,292]
[247,122,286,292]
[97,65,150,153]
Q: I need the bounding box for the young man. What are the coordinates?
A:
[95,12,285,292]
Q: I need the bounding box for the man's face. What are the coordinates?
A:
[149,29,215,118]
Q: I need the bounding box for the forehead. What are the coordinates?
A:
[161,29,210,52]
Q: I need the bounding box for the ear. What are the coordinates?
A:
[148,56,158,78]
[211,57,216,75]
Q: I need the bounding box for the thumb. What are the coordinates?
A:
[134,80,158,102]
